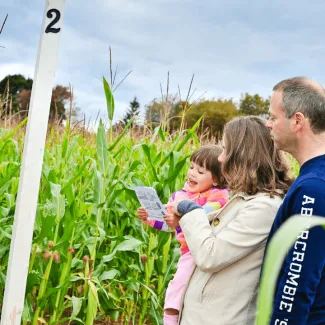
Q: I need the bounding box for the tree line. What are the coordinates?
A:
[0,74,270,139]
[121,93,269,139]
[0,74,77,124]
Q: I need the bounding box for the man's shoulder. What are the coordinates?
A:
[281,175,325,218]
[293,175,325,193]
[283,176,325,205]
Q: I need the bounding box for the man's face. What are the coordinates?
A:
[266,90,294,151]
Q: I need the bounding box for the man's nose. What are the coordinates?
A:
[265,120,272,128]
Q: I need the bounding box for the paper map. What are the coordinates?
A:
[134,186,167,221]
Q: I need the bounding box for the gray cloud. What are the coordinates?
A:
[1,0,325,123]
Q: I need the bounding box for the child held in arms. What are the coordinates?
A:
[137,145,230,325]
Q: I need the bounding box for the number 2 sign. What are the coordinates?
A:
[0,1,66,325]
[45,9,61,33]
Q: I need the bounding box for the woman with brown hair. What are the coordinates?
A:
[163,116,293,325]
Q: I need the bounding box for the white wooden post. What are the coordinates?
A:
[0,1,66,324]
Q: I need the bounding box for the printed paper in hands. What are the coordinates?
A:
[134,186,167,221]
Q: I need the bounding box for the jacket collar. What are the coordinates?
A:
[209,191,271,220]
[233,191,274,200]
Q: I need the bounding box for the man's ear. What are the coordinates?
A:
[293,112,305,131]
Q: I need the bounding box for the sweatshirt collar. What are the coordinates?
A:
[299,154,325,176]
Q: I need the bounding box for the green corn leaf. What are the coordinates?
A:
[22,296,33,325]
[108,118,134,151]
[71,296,83,319]
[126,160,142,175]
[26,271,41,295]
[176,116,203,152]
[0,271,6,286]
[1,206,10,218]
[256,215,325,325]
[192,132,200,147]
[103,76,115,121]
[153,151,162,165]
[50,182,65,222]
[139,281,159,307]
[96,120,109,177]
[93,170,104,207]
[55,222,77,246]
[106,311,119,321]
[62,119,70,158]
[36,215,56,241]
[61,159,90,193]
[4,193,15,209]
[0,226,12,239]
[0,164,20,197]
[165,154,190,183]
[65,135,80,161]
[112,146,127,159]
[162,247,181,289]
[86,281,99,325]
[114,237,143,252]
[0,117,27,143]
[69,274,84,282]
[158,131,186,167]
[101,237,142,264]
[101,253,115,263]
[149,126,166,145]
[149,296,163,325]
[134,144,159,182]
[99,269,120,282]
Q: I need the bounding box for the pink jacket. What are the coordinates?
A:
[146,182,230,254]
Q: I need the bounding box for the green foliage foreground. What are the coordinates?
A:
[0,118,203,324]
[257,216,325,325]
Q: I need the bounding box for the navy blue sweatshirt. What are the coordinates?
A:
[266,154,325,325]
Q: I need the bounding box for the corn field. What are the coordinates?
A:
[0,111,206,325]
[0,74,301,324]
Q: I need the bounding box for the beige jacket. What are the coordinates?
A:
[178,192,282,325]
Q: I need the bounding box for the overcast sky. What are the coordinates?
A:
[1,0,325,123]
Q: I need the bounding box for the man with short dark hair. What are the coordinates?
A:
[265,76,325,324]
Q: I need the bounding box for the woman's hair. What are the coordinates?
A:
[221,116,294,197]
[190,144,226,188]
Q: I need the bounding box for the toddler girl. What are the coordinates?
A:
[137,144,230,325]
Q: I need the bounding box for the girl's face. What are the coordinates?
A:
[187,161,215,193]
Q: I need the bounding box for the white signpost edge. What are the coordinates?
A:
[0,1,66,324]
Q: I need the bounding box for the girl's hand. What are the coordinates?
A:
[137,207,149,222]
[165,201,182,216]
[163,213,180,228]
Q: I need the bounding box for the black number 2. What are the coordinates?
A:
[45,9,61,34]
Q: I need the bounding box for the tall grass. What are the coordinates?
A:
[0,112,203,324]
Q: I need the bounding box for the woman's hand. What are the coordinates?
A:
[166,199,193,217]
[163,213,181,228]
[136,207,148,222]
